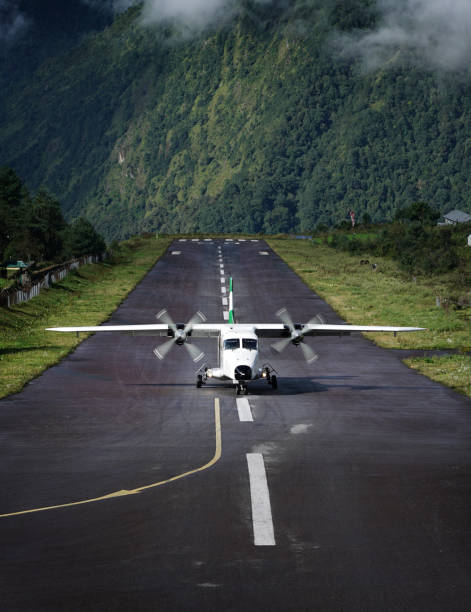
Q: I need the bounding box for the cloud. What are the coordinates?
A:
[0,0,29,43]
[139,0,275,34]
[141,0,239,32]
[335,0,471,73]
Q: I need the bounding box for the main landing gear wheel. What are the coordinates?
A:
[270,375,278,390]
[196,375,203,388]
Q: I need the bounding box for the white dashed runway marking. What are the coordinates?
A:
[246,454,275,546]
[236,397,253,422]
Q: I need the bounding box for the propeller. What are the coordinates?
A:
[271,307,325,364]
[153,309,206,363]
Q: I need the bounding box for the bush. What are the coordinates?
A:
[328,220,464,276]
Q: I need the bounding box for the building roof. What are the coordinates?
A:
[444,209,471,223]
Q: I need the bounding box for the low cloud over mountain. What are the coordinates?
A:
[336,0,471,73]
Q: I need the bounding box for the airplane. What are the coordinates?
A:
[46,278,426,395]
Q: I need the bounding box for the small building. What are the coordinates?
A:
[6,260,28,270]
[442,209,471,224]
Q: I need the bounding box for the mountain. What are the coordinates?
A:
[1,0,471,240]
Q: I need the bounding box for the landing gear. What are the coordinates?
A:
[260,364,278,391]
[236,383,248,395]
[196,365,209,389]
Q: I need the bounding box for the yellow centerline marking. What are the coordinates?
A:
[0,398,222,519]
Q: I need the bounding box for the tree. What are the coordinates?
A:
[0,167,28,262]
[263,206,291,234]
[63,218,106,258]
[28,190,66,261]
[395,201,440,225]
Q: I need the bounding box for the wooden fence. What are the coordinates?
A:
[0,254,102,308]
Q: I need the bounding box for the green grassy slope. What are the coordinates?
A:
[0,235,171,399]
[269,237,471,397]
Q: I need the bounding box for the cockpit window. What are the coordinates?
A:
[242,338,257,350]
[224,338,240,350]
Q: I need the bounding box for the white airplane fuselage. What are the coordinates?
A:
[205,326,262,384]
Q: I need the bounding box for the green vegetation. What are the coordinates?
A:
[329,202,471,276]
[0,235,171,399]
[0,167,105,265]
[1,2,471,240]
[405,355,471,398]
[268,237,471,397]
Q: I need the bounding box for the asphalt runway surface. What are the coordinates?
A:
[1,239,470,611]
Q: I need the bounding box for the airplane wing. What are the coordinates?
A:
[45,323,227,337]
[46,324,172,336]
[252,323,426,338]
[46,323,425,337]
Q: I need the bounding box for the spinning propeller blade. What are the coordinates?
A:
[185,342,205,363]
[271,336,292,354]
[307,313,325,326]
[271,307,322,364]
[183,310,207,334]
[300,341,318,364]
[153,338,175,360]
[153,310,206,362]
[156,308,176,329]
[276,307,295,331]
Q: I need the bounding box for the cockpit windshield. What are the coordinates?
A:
[224,338,240,350]
[242,338,257,350]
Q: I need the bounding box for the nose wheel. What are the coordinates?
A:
[236,383,249,395]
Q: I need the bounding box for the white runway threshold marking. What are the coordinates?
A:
[236,397,253,422]
[246,454,276,546]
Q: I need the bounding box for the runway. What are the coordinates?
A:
[1,239,470,611]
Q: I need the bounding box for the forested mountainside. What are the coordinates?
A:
[1,0,471,240]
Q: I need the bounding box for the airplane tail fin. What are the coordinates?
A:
[229,277,235,324]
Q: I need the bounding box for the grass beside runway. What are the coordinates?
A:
[0,235,172,400]
[268,238,471,398]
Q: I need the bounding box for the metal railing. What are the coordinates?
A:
[0,254,102,308]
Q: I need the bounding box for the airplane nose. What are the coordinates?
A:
[234,365,252,380]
